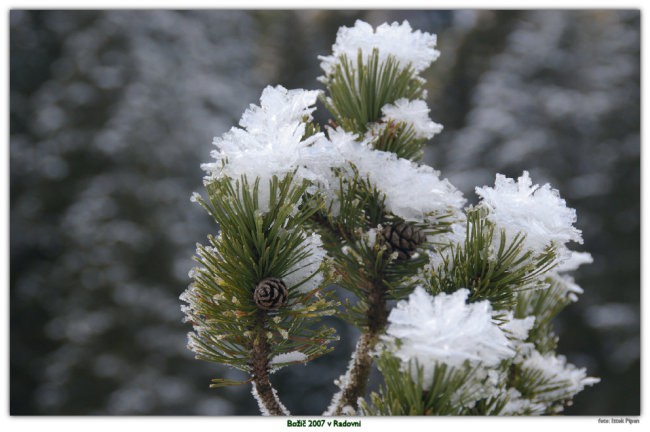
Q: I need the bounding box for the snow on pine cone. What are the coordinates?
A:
[254,277,289,310]
[381,222,426,260]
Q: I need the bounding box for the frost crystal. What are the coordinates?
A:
[475,171,583,257]
[326,128,465,221]
[319,20,440,78]
[382,287,514,388]
[499,311,535,342]
[555,250,593,273]
[381,98,443,140]
[549,272,585,302]
[284,232,327,294]
[251,382,289,416]
[324,341,361,416]
[519,350,600,405]
[201,85,326,212]
[270,351,308,366]
[499,388,547,415]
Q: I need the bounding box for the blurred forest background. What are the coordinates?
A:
[9,10,640,415]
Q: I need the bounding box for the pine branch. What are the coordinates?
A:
[367,120,427,161]
[326,279,388,415]
[182,173,338,414]
[183,19,598,416]
[313,163,439,415]
[250,312,289,416]
[361,354,479,415]
[427,207,557,310]
[308,172,390,414]
[322,49,424,136]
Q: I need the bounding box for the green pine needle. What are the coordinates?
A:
[323,49,424,136]
[367,120,427,161]
[361,353,479,415]
[184,173,339,378]
[427,207,558,310]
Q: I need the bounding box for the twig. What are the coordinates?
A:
[250,315,289,416]
[325,279,387,415]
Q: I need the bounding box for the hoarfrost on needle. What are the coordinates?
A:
[319,19,440,78]
[555,250,593,273]
[381,98,443,140]
[283,232,328,294]
[270,351,308,366]
[382,287,514,388]
[519,350,600,403]
[475,171,583,257]
[499,311,535,342]
[326,128,465,221]
[500,388,547,415]
[201,85,333,212]
[549,272,585,302]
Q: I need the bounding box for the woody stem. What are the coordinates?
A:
[250,314,288,416]
[327,277,388,415]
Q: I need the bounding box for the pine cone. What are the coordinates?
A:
[254,277,288,310]
[381,222,426,260]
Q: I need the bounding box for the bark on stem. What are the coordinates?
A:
[327,279,387,415]
[250,317,288,415]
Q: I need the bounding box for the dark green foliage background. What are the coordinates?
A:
[9,10,639,415]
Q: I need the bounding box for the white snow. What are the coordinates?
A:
[323,128,465,221]
[499,388,547,415]
[382,287,514,389]
[283,232,328,294]
[555,250,593,273]
[270,351,308,365]
[319,20,440,78]
[381,98,443,140]
[519,350,600,403]
[499,311,536,342]
[201,85,327,212]
[475,171,583,257]
[549,272,585,302]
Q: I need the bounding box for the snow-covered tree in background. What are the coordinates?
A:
[10,10,262,414]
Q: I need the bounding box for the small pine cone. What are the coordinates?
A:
[381,222,426,260]
[254,277,288,311]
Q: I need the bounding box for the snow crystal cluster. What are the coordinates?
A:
[201,97,463,223]
[381,287,598,413]
[270,351,309,367]
[520,351,600,404]
[283,232,328,294]
[201,85,333,212]
[381,287,513,387]
[476,171,583,259]
[199,20,461,224]
[324,128,465,221]
[380,98,443,140]
[319,20,440,78]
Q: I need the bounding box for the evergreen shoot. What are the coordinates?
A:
[180,19,598,416]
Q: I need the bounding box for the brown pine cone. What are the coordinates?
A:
[381,222,426,260]
[254,277,288,310]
